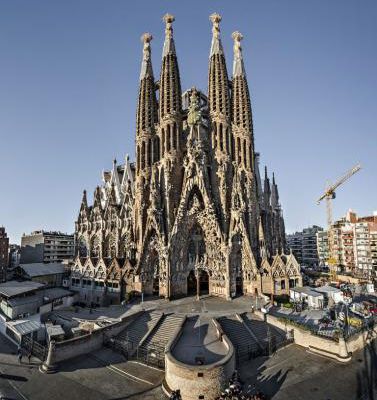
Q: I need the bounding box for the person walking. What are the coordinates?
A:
[27,352,32,364]
[18,351,22,364]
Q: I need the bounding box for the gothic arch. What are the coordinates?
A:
[78,236,88,258]
[104,234,117,258]
[90,235,101,258]
[139,229,164,296]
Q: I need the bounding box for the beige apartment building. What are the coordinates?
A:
[318,210,377,279]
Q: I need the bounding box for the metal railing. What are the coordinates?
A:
[235,333,293,364]
[21,335,47,361]
[133,341,166,369]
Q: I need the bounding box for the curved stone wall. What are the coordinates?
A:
[165,318,235,400]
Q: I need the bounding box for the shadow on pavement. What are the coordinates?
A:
[356,332,377,400]
[239,355,290,398]
[0,373,28,382]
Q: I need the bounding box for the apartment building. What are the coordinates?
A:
[287,226,323,267]
[324,210,377,279]
[317,230,329,267]
[21,231,74,264]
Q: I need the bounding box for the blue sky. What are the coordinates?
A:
[0,0,376,243]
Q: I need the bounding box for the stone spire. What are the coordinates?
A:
[231,31,254,171]
[271,172,280,209]
[254,153,263,200]
[264,166,271,207]
[159,14,182,120]
[80,190,88,212]
[134,33,158,247]
[136,33,157,138]
[208,13,232,234]
[158,14,183,232]
[208,13,231,124]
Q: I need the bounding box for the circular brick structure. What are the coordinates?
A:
[164,316,235,400]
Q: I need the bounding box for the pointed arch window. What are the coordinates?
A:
[219,124,223,151]
[147,138,152,167]
[78,237,88,258]
[154,136,160,162]
[172,122,177,150]
[161,128,165,157]
[167,124,171,152]
[237,137,241,164]
[243,139,247,167]
[141,141,146,170]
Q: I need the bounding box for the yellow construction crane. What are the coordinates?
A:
[317,163,361,278]
[317,163,361,227]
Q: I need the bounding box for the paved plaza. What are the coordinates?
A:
[0,296,375,399]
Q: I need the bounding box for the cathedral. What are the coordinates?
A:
[70,14,302,306]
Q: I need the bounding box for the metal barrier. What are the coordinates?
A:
[21,335,47,361]
[134,342,166,369]
[235,333,293,365]
[104,337,134,359]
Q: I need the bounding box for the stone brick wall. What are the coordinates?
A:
[258,310,376,362]
[45,310,143,366]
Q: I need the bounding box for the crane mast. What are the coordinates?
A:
[317,163,361,279]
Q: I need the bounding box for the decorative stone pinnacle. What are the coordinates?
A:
[141,32,153,44]
[232,31,243,43]
[210,13,222,37]
[163,13,175,37]
[163,13,175,24]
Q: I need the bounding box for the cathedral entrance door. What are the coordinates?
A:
[152,276,159,296]
[236,277,243,296]
[199,270,209,295]
[187,270,196,296]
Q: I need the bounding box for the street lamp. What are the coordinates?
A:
[139,272,145,306]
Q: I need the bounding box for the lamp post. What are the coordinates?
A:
[139,272,145,306]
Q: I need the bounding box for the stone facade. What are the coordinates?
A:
[71,14,301,305]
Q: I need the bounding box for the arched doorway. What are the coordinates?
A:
[187,270,196,295]
[152,275,159,296]
[236,276,243,296]
[199,270,209,295]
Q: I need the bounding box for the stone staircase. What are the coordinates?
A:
[241,313,287,347]
[116,311,161,349]
[141,313,184,350]
[217,315,259,351]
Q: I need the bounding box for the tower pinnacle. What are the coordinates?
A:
[139,33,153,80]
[162,13,176,56]
[232,31,245,77]
[209,13,224,56]
[209,13,221,37]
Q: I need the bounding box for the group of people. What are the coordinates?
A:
[169,389,182,400]
[168,371,267,400]
[216,371,267,400]
[17,346,32,364]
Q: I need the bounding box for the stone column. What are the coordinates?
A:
[338,334,351,362]
[40,340,58,374]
